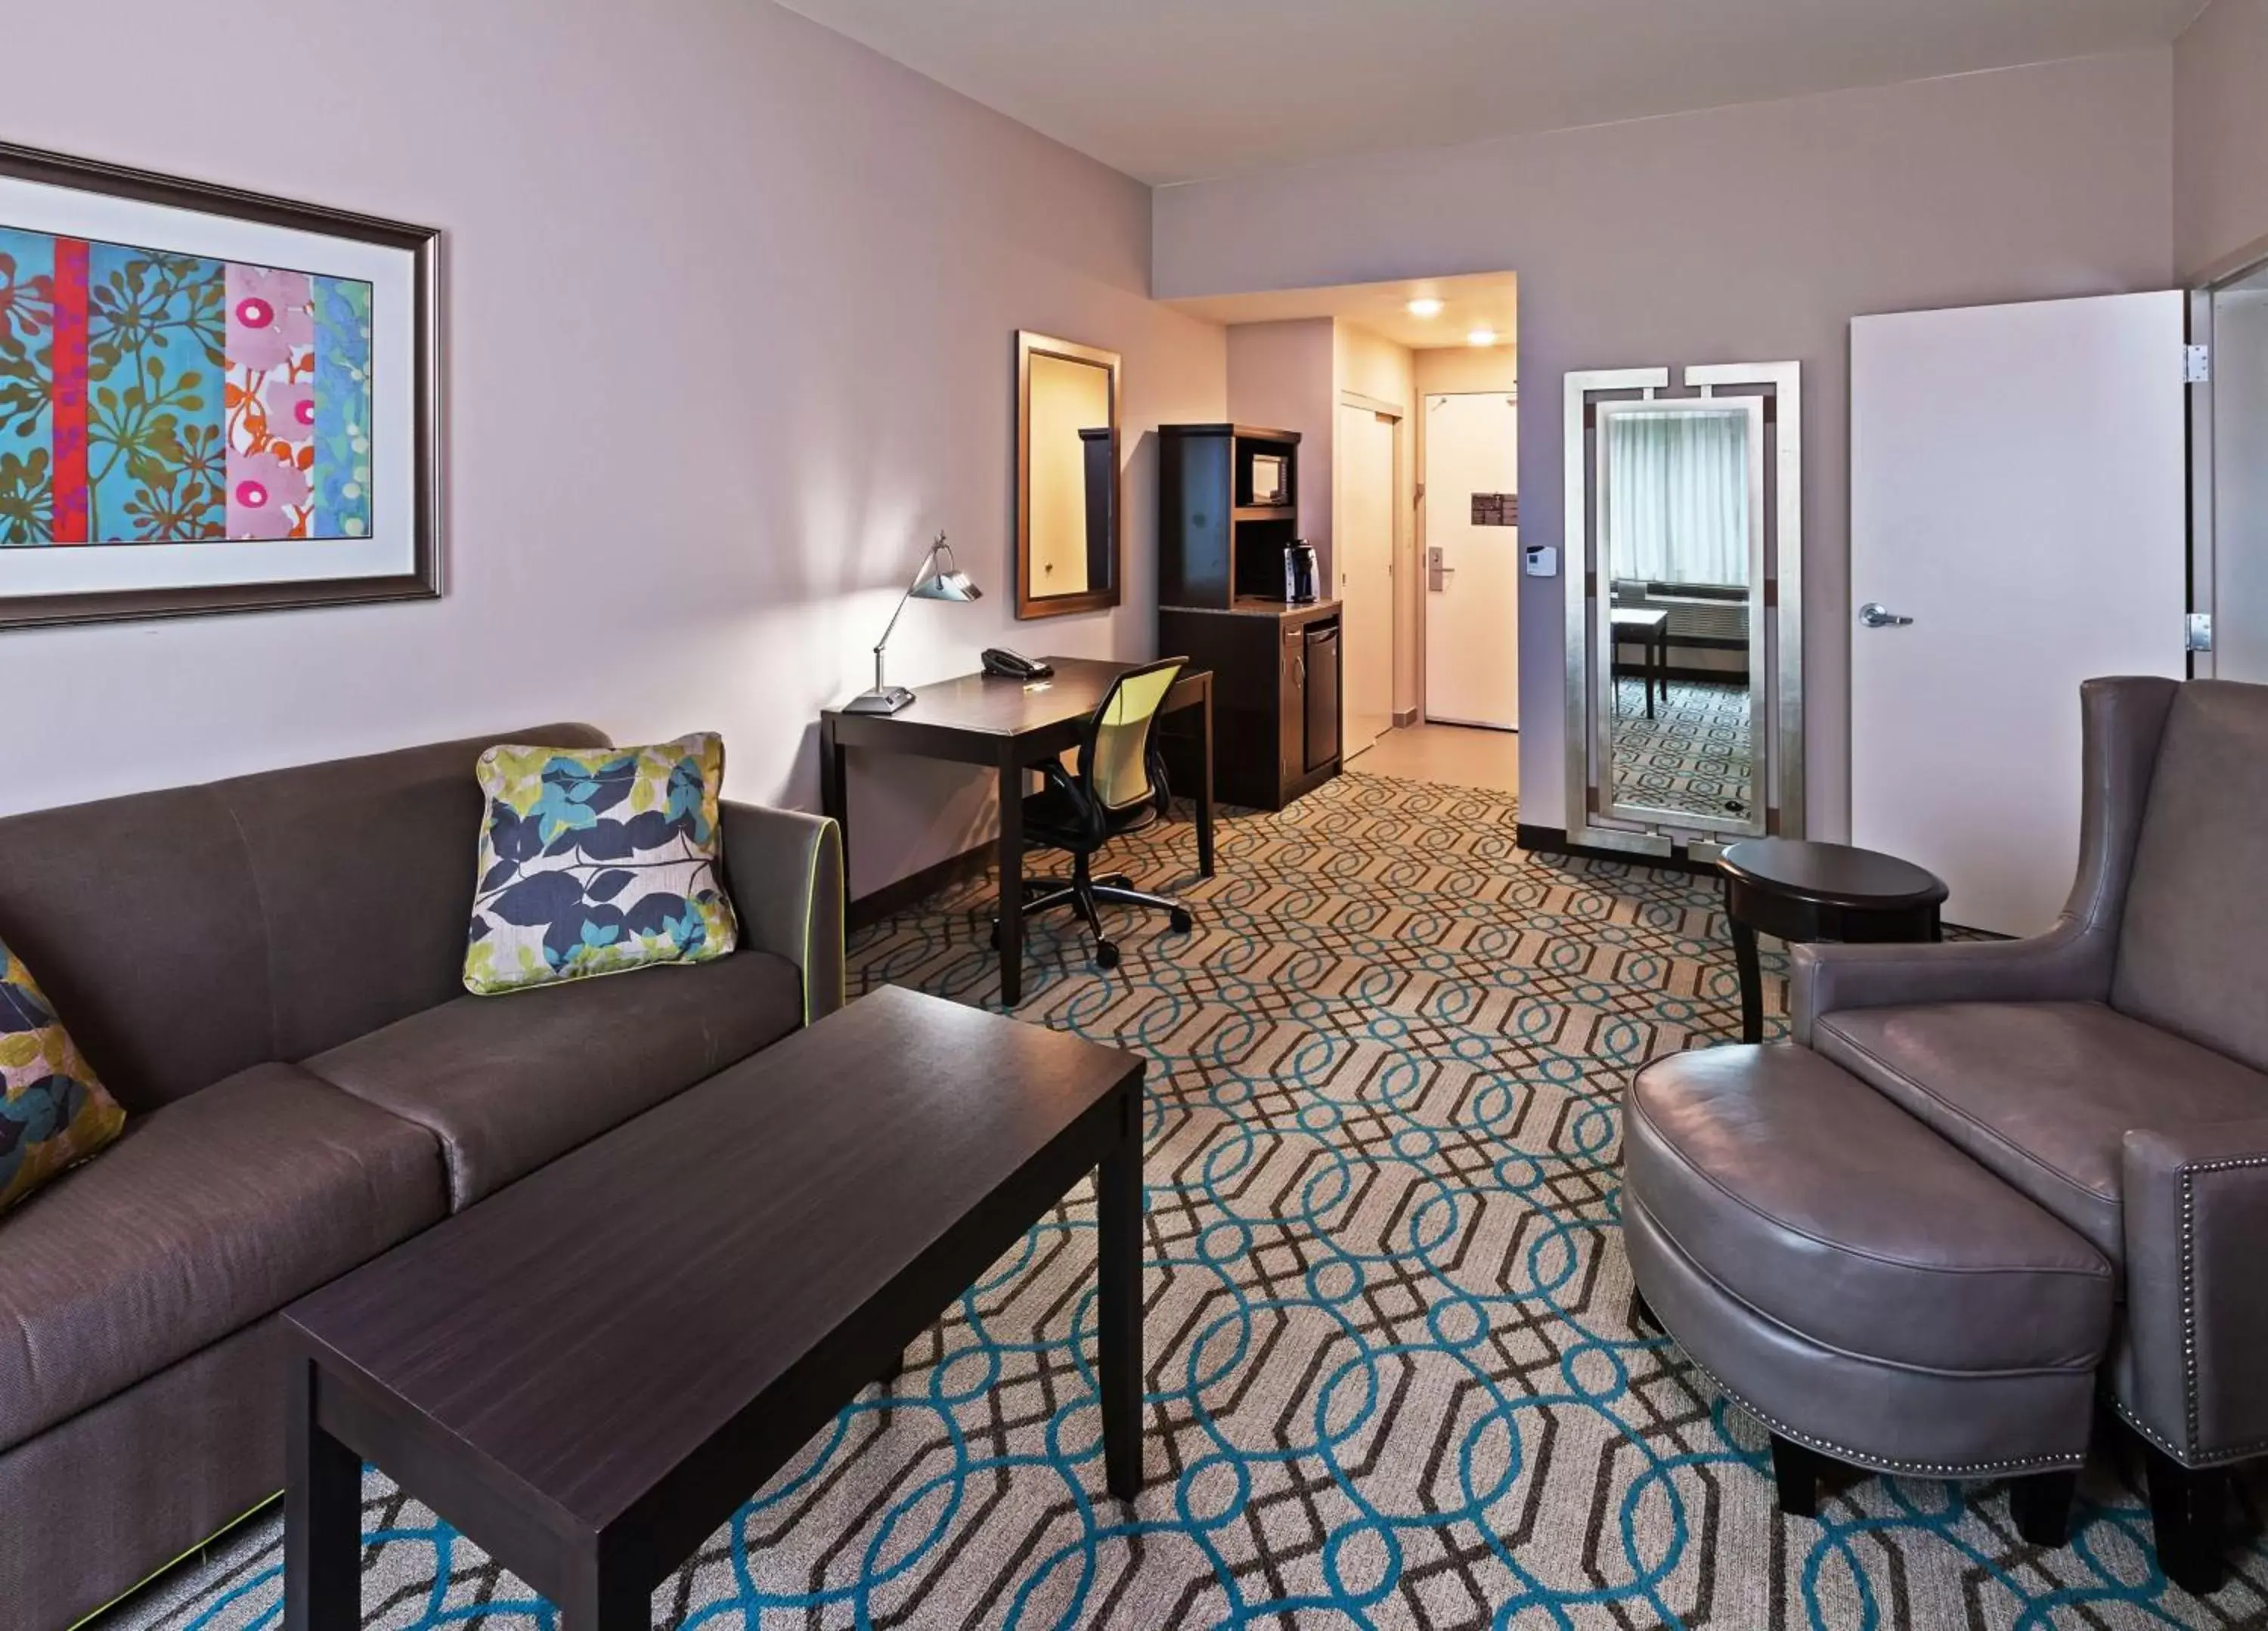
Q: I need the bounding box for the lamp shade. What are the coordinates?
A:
[912,565,981,602]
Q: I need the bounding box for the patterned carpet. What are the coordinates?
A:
[118,772,2267,1630]
[1610,678,1754,821]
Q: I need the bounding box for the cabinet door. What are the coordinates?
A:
[1304,624,1340,772]
[1279,624,1306,796]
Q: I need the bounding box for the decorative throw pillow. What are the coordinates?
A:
[464,733,739,995]
[2,939,127,1215]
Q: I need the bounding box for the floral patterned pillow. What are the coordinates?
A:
[464,734,740,995]
[2,939,127,1215]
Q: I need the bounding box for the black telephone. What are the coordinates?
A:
[981,648,1054,681]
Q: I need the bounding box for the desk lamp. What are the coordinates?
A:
[844,532,982,714]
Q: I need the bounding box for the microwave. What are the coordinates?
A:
[1249,453,1290,507]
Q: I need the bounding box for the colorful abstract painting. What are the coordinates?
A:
[0,226,372,547]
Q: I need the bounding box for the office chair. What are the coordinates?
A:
[993,655,1195,970]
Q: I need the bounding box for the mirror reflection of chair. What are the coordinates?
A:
[993,656,1196,970]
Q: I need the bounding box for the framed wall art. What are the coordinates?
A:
[0,142,438,630]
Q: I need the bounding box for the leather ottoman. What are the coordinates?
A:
[1621,1043,2115,1540]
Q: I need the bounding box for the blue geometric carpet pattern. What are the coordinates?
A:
[1610,677,1754,822]
[119,773,2266,1629]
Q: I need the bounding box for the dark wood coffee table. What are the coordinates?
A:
[282,984,1145,1629]
[1717,837,1949,1044]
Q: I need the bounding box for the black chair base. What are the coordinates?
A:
[994,856,1192,970]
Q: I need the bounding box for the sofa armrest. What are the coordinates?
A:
[2120,1118,2268,1466]
[1788,917,2108,1045]
[720,800,844,1026]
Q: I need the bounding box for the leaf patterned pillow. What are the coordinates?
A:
[2,938,128,1215]
[464,734,740,995]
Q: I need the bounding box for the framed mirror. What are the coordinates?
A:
[1016,330,1121,619]
[1564,363,1802,856]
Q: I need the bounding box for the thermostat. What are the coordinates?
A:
[1523,543,1558,578]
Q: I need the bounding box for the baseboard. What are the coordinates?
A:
[847,842,991,931]
[1516,822,1718,877]
[1392,707,1418,727]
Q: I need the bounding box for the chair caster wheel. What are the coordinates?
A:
[1170,908,1194,934]
[1093,939,1120,970]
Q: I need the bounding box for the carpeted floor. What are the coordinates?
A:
[118,773,2266,1630]
[1610,677,1754,821]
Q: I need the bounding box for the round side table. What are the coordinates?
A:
[1716,837,1950,1044]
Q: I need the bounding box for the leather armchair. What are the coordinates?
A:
[1793,675,2268,1594]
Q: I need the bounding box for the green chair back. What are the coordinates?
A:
[1084,658,1185,813]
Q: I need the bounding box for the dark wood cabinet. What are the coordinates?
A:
[1160,600,1341,811]
[1156,422,1340,812]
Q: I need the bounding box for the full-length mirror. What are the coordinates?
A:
[1565,364,1801,856]
[1017,331,1121,618]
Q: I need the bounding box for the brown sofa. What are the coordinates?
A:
[0,725,843,1629]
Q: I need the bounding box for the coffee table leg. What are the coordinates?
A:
[1730,916,1765,1045]
[1098,1097,1143,1503]
[562,1549,647,1631]
[286,1357,361,1631]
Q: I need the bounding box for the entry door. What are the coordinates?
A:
[1424,393,1520,729]
[1337,401,1397,754]
[1851,292,2187,936]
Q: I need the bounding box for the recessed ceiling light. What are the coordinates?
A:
[1406,298,1445,319]
[1467,327,1498,347]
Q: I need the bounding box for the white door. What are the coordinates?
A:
[1424,393,1520,729]
[1851,292,2188,936]
[1337,402,1397,754]
[2210,266,2268,682]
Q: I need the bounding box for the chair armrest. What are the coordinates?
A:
[719,800,844,1026]
[2120,1118,2268,1466]
[1788,917,2109,1045]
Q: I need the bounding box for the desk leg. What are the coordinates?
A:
[996,756,1025,1007]
[1195,687,1216,879]
[285,1358,361,1631]
[1646,634,1659,720]
[820,716,849,906]
[1098,1083,1144,1503]
[1730,916,1765,1045]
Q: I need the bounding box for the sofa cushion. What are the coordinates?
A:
[2112,679,2268,1073]
[0,1063,444,1451]
[2,939,125,1217]
[464,734,739,995]
[1625,1043,2112,1376]
[1814,1001,2268,1258]
[305,950,802,1209]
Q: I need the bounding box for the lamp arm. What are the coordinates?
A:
[869,534,947,692]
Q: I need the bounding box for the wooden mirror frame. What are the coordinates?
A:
[1015,330,1122,620]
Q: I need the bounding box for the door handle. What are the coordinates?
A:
[1857,602,1913,629]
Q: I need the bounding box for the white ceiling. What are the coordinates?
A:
[775,0,2204,185]
[1167,273,1519,351]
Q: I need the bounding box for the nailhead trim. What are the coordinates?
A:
[1668,1339,2085,1478]
[2174,1153,2268,1464]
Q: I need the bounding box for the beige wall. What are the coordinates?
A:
[1226,318,1337,571]
[0,0,1228,898]
[2176,0,2268,280]
[1156,51,2175,836]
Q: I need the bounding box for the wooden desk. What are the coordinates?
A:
[820,657,1214,1005]
[1610,608,1670,720]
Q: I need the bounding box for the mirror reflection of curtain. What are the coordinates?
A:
[1607,409,1748,586]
